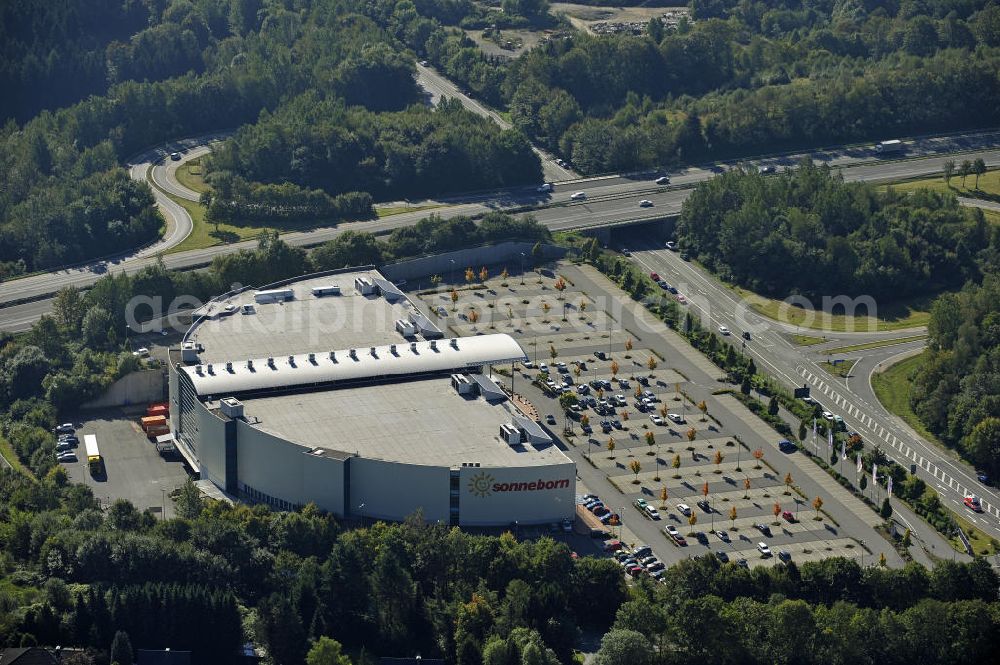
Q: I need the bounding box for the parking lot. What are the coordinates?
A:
[60,408,190,519]
[414,261,898,575]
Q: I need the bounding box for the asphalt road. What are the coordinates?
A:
[626,243,1000,544]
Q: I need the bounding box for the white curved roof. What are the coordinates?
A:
[181,333,526,397]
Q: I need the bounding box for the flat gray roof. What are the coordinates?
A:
[187,271,417,364]
[237,376,571,467]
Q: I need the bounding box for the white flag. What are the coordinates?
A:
[812,418,817,436]
[856,453,862,474]
[841,439,847,460]
[872,463,878,486]
[887,476,893,498]
[827,428,833,453]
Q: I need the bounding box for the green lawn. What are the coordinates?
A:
[870,352,943,447]
[165,194,277,254]
[174,158,210,194]
[733,285,932,333]
[819,359,857,378]
[0,436,33,479]
[375,203,443,218]
[792,334,827,346]
[889,168,1000,201]
[823,334,927,356]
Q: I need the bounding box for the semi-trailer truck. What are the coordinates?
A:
[875,139,903,155]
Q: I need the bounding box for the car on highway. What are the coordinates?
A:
[665,241,677,251]
[621,248,631,256]
[760,165,776,174]
[570,191,586,200]
[964,495,983,512]
[556,158,567,167]
[718,325,731,336]
[676,503,692,516]
[655,176,670,185]
[639,199,654,207]
[822,411,835,422]
[977,472,990,484]
[680,251,690,260]
[650,414,665,426]
[537,183,553,193]
[169,151,181,160]
[676,294,687,304]
[757,542,772,557]
[742,330,752,341]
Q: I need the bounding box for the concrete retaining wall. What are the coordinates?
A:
[82,369,166,409]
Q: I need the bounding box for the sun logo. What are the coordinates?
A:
[468,472,495,497]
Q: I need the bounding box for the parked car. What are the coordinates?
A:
[676,503,692,516]
[755,523,772,537]
[760,165,776,174]
[633,545,653,559]
[778,439,797,453]
[777,550,792,562]
[639,556,658,567]
[644,505,661,520]
[600,512,620,524]
[665,241,677,251]
[737,558,749,569]
[649,272,660,281]
[757,542,772,557]
[562,519,573,532]
[664,525,679,537]
[650,415,665,426]
[546,414,557,425]
[647,561,665,572]
[715,550,730,563]
[54,423,75,434]
[781,511,795,523]
[667,413,685,424]
[169,151,181,161]
[56,452,77,462]
[537,183,553,193]
[697,500,711,512]
[716,530,730,542]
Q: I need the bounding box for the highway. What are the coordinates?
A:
[625,242,1000,545]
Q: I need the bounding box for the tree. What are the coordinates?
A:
[672,454,681,476]
[784,473,793,493]
[686,427,697,444]
[479,266,489,283]
[450,288,459,310]
[960,159,972,186]
[607,437,616,458]
[625,338,633,353]
[542,302,551,320]
[500,267,509,283]
[768,395,779,416]
[175,478,204,519]
[752,448,764,469]
[647,356,658,371]
[307,637,352,665]
[713,450,723,470]
[111,631,133,665]
[965,418,1000,478]
[702,481,709,499]
[629,459,642,483]
[880,497,893,519]
[554,277,566,298]
[698,400,708,421]
[610,360,620,377]
[82,306,113,350]
[743,477,751,499]
[659,486,668,508]
[465,267,475,283]
[687,512,697,527]
[812,496,824,519]
[729,505,737,528]
[943,159,955,184]
[773,502,781,521]
[549,344,558,360]
[593,629,653,665]
[468,309,480,326]
[972,158,986,189]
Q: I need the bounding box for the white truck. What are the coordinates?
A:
[875,139,904,155]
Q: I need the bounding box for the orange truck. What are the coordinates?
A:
[146,402,169,417]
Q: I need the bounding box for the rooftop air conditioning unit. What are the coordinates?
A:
[389,344,397,355]
[207,364,214,375]
[370,346,377,357]
[308,352,316,363]
[247,359,254,369]
[430,340,438,351]
[349,349,357,359]
[195,365,203,375]
[267,357,275,368]
[225,361,233,372]
[450,338,458,349]
[410,342,418,352]
[329,351,337,362]
[288,355,295,366]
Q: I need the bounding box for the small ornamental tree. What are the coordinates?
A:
[549,344,558,360]
[702,481,709,498]
[729,505,737,528]
[773,502,781,521]
[698,400,708,421]
[625,338,633,352]
[752,448,764,469]
[784,473,793,494]
[630,459,642,483]
[607,437,616,458]
[479,266,489,283]
[554,277,566,297]
[744,477,751,498]
[500,267,509,283]
[713,450,724,469]
[450,287,459,310]
[468,309,480,326]
[659,485,668,508]
[647,356,658,371]
[688,512,697,527]
[686,427,697,443]
[610,360,620,377]
[812,496,824,519]
[672,454,681,476]
[465,267,475,283]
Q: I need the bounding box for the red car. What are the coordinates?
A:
[782,511,795,523]
[650,272,660,281]
[964,495,983,512]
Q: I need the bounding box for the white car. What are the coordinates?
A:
[57,452,77,462]
[655,176,670,185]
[523,360,535,369]
[676,503,692,516]
[639,199,654,207]
[570,191,586,201]
[132,347,150,357]
[822,411,835,421]
[718,326,731,336]
[644,505,661,520]
[537,183,553,193]
[650,415,665,426]
[539,363,549,373]
[665,241,677,251]
[665,524,679,537]
[667,413,684,424]
[757,542,772,557]
[419,60,429,66]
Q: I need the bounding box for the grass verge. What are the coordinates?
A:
[375,204,442,218]
[0,435,34,479]
[174,158,210,194]
[953,512,1000,556]
[792,334,827,346]
[887,168,1000,201]
[165,195,277,254]
[823,334,927,356]
[819,359,857,378]
[870,351,944,448]
[732,285,932,333]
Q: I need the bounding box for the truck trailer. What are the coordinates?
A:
[875,139,904,155]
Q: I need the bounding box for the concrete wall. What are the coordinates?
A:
[82,369,165,409]
[235,421,347,513]
[195,404,228,489]
[459,462,575,526]
[349,457,451,523]
[380,242,566,284]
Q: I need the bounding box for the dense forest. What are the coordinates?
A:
[910,274,1000,478]
[674,162,997,299]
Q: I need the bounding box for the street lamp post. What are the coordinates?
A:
[450,259,456,286]
[520,253,526,285]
